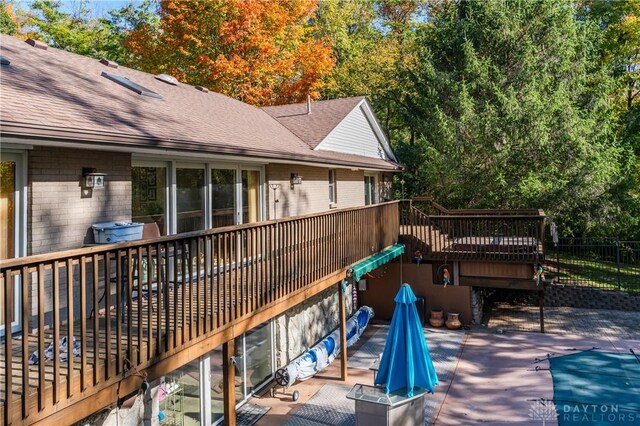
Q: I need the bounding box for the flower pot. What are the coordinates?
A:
[446,312,462,330]
[429,308,444,328]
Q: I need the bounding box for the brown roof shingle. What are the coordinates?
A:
[0,35,400,170]
[261,96,365,149]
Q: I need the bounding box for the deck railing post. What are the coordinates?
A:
[338,281,348,381]
[222,339,237,426]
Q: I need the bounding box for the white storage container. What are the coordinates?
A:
[92,221,143,244]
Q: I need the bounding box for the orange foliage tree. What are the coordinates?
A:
[124,0,334,106]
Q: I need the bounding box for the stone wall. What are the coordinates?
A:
[544,285,640,311]
[274,282,354,367]
[470,287,485,324]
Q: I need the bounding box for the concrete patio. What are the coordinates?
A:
[246,307,640,425]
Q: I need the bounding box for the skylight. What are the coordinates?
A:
[101,72,162,99]
[155,74,178,85]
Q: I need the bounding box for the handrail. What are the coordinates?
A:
[0,201,401,269]
[407,196,545,217]
[1,201,401,425]
[403,204,545,262]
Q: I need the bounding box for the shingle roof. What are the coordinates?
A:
[261,96,365,149]
[0,36,401,171]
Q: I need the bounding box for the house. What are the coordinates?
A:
[0,35,546,426]
[0,34,404,425]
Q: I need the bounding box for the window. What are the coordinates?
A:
[211,168,236,228]
[364,175,377,205]
[328,169,337,204]
[101,71,162,99]
[242,170,261,224]
[132,166,167,235]
[176,166,206,233]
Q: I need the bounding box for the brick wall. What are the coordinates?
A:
[29,146,132,254]
[26,147,131,324]
[265,164,365,218]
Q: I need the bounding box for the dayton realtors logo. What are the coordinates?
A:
[529,401,640,424]
[529,400,558,425]
[558,404,638,424]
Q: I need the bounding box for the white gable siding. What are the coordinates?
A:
[315,104,389,160]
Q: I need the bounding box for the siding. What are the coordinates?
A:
[315,105,389,160]
[265,164,365,218]
[29,146,132,254]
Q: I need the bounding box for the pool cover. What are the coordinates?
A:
[550,350,640,425]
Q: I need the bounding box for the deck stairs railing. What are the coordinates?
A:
[401,197,546,262]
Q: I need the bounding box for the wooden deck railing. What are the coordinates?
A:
[402,199,546,262]
[0,202,400,425]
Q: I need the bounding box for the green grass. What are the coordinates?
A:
[547,253,640,293]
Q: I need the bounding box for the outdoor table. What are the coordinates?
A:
[346,383,428,426]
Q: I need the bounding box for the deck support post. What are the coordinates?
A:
[223,339,237,426]
[538,289,545,333]
[339,281,348,381]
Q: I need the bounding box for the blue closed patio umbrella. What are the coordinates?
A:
[374,283,438,397]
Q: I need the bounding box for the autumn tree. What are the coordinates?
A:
[124,0,334,106]
[0,1,20,35]
[315,0,426,143]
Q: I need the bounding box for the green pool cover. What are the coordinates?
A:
[350,244,405,282]
[550,350,640,425]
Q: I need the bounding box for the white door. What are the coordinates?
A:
[1,152,26,336]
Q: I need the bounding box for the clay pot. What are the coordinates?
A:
[429,308,444,328]
[446,312,462,330]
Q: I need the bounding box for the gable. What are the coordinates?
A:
[315,102,394,161]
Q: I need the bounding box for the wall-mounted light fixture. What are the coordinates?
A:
[290,173,303,189]
[82,167,107,189]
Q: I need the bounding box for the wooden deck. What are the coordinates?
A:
[1,202,400,425]
[0,199,547,425]
[1,277,273,423]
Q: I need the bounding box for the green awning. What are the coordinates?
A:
[350,244,405,282]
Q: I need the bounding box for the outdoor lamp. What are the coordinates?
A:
[82,167,107,189]
[290,173,303,189]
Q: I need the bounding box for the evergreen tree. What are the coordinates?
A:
[399,0,626,235]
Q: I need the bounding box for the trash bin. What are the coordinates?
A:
[415,296,425,326]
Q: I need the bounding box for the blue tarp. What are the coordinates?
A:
[550,350,640,425]
[351,244,405,282]
[374,284,438,397]
[283,306,375,386]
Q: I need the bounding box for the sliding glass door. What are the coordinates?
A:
[0,152,25,336]
[132,165,168,235]
[133,160,264,235]
[211,168,236,228]
[242,170,261,225]
[211,167,263,228]
[177,166,206,233]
